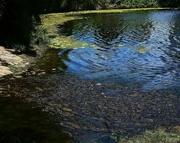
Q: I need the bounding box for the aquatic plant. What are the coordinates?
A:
[113,129,180,143]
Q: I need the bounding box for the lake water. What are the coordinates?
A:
[1,10,179,143]
[38,10,180,92]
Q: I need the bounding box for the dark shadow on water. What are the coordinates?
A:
[32,48,71,74]
[0,96,74,143]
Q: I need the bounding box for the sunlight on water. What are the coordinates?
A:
[41,10,180,91]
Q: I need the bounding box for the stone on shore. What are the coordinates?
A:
[0,46,28,77]
[0,66,13,76]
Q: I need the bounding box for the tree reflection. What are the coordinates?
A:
[93,13,125,48]
[55,11,180,91]
[37,49,71,73]
[57,12,154,49]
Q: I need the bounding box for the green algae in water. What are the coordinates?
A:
[49,36,98,49]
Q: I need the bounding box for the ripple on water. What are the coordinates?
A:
[52,10,180,91]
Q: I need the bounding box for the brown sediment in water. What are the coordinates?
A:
[1,73,179,141]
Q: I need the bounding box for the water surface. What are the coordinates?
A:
[4,10,179,143]
[39,10,180,91]
[0,95,73,143]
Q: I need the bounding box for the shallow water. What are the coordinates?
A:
[0,95,74,143]
[38,10,180,91]
[27,9,180,142]
[2,73,179,142]
[1,10,180,143]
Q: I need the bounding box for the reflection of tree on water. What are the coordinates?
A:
[93,14,125,48]
[37,49,71,73]
[60,12,154,48]
[57,19,76,36]
[57,13,126,49]
[55,11,180,91]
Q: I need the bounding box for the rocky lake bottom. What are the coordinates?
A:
[1,73,179,142]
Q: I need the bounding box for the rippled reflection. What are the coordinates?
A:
[53,10,180,91]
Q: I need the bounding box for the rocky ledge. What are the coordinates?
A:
[0,46,30,77]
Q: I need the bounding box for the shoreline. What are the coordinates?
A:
[0,45,46,78]
[41,7,171,26]
[0,7,178,78]
[0,8,179,142]
[0,46,28,77]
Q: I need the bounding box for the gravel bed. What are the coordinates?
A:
[1,73,179,142]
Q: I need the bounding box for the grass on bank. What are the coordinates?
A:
[113,129,180,143]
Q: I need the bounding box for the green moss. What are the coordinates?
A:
[40,13,78,26]
[40,13,82,49]
[114,129,180,143]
